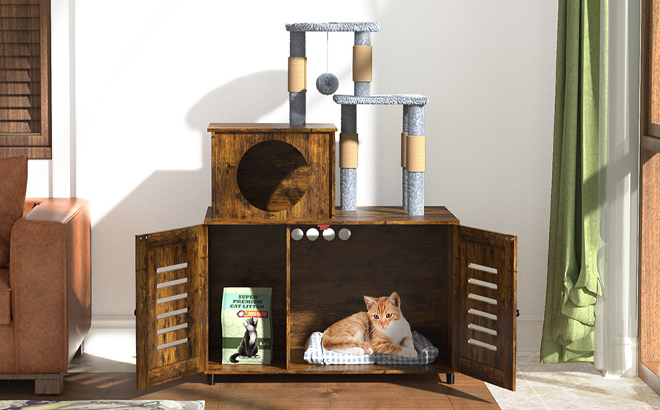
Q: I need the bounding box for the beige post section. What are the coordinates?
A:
[352,45,372,82]
[288,56,307,92]
[406,135,425,173]
[340,132,359,168]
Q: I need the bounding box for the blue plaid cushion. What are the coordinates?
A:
[303,331,438,365]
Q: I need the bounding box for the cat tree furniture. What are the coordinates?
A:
[135,21,517,393]
[286,22,429,216]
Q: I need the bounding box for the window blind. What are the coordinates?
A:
[0,0,50,159]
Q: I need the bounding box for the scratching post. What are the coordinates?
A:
[289,31,306,125]
[334,94,428,215]
[340,104,358,210]
[353,31,372,97]
[288,57,307,92]
[406,105,425,216]
[285,22,430,216]
[340,133,358,168]
[286,22,381,127]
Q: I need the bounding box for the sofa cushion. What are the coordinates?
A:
[0,156,28,267]
[0,267,10,325]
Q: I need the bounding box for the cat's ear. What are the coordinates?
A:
[253,317,258,325]
[389,292,400,307]
[364,296,376,310]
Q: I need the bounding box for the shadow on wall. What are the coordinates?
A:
[187,70,287,126]
[90,70,286,319]
[370,2,448,206]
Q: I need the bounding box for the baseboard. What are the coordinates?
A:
[91,315,135,329]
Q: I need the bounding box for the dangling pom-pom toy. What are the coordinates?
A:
[316,31,339,95]
[316,72,339,95]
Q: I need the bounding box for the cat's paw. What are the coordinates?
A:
[399,348,418,358]
[365,347,373,355]
[403,339,415,350]
[354,347,368,356]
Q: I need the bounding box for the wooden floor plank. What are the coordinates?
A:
[442,373,500,409]
[0,372,500,410]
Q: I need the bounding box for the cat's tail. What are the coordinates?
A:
[321,335,372,353]
[229,353,240,363]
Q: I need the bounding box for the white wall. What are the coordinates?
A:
[38,0,558,351]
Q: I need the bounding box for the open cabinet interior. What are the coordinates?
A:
[204,209,457,376]
[207,225,288,373]
[287,223,453,372]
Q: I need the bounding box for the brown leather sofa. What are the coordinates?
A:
[0,198,91,394]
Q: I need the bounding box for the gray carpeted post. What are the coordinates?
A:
[354,31,371,97]
[289,31,306,126]
[340,104,358,210]
[407,105,425,216]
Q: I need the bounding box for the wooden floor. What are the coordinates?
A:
[0,372,500,409]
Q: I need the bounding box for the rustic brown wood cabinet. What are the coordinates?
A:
[135,124,517,392]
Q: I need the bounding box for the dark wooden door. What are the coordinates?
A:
[453,225,517,391]
[135,225,208,389]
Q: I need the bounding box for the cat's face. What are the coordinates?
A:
[364,292,402,330]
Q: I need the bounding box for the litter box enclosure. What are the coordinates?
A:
[208,123,336,221]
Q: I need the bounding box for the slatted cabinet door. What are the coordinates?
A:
[453,225,517,391]
[136,225,208,389]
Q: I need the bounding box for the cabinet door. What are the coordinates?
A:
[135,225,208,389]
[453,225,517,391]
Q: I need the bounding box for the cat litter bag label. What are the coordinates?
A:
[221,287,272,364]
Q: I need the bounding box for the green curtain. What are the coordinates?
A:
[540,0,603,363]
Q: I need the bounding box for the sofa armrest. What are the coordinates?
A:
[10,198,91,373]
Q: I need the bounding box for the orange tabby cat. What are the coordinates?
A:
[321,292,417,358]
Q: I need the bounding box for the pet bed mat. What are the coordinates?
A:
[303,330,438,365]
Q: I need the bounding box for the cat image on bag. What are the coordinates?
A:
[229,317,261,363]
[321,292,417,358]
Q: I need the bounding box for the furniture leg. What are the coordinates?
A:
[34,373,64,394]
[446,372,455,385]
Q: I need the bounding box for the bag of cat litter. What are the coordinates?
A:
[221,287,272,364]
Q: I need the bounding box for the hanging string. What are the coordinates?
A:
[316,31,339,96]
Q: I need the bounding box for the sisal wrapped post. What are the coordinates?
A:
[340,104,358,210]
[340,133,359,169]
[288,56,307,92]
[354,32,371,96]
[352,46,372,83]
[407,135,426,215]
[289,31,306,126]
[406,135,425,173]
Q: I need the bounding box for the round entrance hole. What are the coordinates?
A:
[237,140,310,212]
